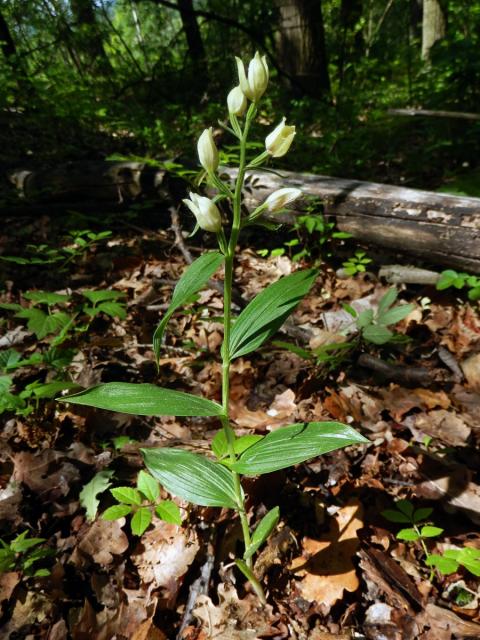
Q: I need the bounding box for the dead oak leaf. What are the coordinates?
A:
[379,386,450,422]
[230,389,297,432]
[193,583,275,640]
[73,519,129,567]
[132,520,199,602]
[12,449,80,501]
[289,499,363,608]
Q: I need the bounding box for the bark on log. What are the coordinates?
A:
[222,167,480,274]
[5,162,480,273]
[8,161,167,203]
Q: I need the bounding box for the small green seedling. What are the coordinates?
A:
[0,229,112,268]
[383,499,480,579]
[349,287,414,345]
[436,269,480,301]
[103,471,182,535]
[426,547,480,577]
[342,250,372,276]
[0,531,54,577]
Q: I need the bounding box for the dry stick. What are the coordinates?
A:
[176,526,216,640]
[357,353,433,387]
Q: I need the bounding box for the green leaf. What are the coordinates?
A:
[23,291,71,306]
[0,349,22,372]
[395,500,414,518]
[80,470,114,521]
[102,504,132,520]
[420,525,443,538]
[11,532,45,553]
[377,304,414,326]
[211,430,229,459]
[244,507,280,560]
[137,470,160,502]
[381,509,411,524]
[111,487,142,505]
[96,301,127,320]
[377,288,398,315]
[131,507,152,535]
[396,528,420,541]
[212,431,263,459]
[362,324,393,345]
[232,422,368,476]
[452,547,480,576]
[16,308,72,340]
[0,548,15,572]
[60,382,224,417]
[229,269,317,359]
[155,500,182,525]
[437,270,458,290]
[142,448,239,508]
[356,309,374,329]
[82,290,126,304]
[412,507,433,523]
[30,380,82,400]
[425,554,459,575]
[153,252,224,362]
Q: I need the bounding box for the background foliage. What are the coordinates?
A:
[1,0,480,189]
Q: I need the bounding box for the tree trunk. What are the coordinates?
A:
[176,0,208,92]
[0,10,16,59]
[338,0,363,83]
[70,0,113,74]
[276,0,330,98]
[421,0,446,61]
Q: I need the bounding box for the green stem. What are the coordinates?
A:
[219,105,265,597]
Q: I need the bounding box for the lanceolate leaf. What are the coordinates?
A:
[232,422,368,476]
[59,382,224,417]
[229,269,317,360]
[153,251,224,362]
[244,506,280,560]
[142,448,239,509]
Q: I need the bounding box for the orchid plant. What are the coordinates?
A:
[59,52,367,603]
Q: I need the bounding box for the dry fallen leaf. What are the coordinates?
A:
[193,583,275,640]
[289,499,363,608]
[132,520,199,603]
[73,519,129,566]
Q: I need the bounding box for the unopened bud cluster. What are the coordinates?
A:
[185,52,301,233]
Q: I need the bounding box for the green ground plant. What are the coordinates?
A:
[0,288,126,417]
[436,269,480,301]
[0,531,54,577]
[257,199,352,263]
[0,230,112,269]
[341,250,372,276]
[58,53,368,603]
[382,499,480,581]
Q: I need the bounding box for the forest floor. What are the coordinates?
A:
[1,207,480,640]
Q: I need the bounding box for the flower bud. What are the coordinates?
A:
[265,117,296,158]
[197,127,219,173]
[183,192,222,233]
[235,51,269,102]
[264,187,302,213]
[227,86,247,117]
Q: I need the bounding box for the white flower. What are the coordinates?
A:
[264,187,302,213]
[183,192,222,233]
[265,117,296,158]
[235,51,269,102]
[197,127,219,173]
[227,86,247,117]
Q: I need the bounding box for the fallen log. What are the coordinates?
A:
[4,162,480,274]
[222,168,480,274]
